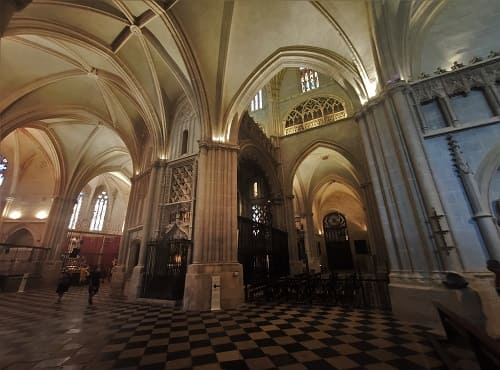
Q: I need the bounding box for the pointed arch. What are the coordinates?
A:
[225,46,367,143]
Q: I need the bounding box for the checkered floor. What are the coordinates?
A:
[0,285,446,370]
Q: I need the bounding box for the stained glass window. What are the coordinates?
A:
[0,155,8,187]
[90,191,108,231]
[250,89,263,111]
[68,192,83,229]
[300,67,319,93]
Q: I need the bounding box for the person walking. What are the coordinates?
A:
[79,264,89,285]
[88,266,101,305]
[56,270,71,303]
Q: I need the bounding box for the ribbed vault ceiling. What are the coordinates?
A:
[1,0,498,192]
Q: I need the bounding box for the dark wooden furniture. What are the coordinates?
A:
[433,302,500,370]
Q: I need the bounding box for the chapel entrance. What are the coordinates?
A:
[323,211,354,271]
[141,232,192,300]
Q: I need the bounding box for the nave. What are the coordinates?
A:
[0,287,446,370]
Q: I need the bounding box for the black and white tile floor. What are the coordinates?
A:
[0,285,446,370]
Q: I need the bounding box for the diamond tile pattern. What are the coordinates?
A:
[0,286,446,369]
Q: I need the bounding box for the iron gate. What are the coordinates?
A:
[238,216,289,285]
[142,238,192,300]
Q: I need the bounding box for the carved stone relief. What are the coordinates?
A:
[157,157,197,240]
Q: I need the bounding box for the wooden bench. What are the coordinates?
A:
[432,302,500,370]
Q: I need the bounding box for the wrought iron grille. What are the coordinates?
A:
[238,217,289,285]
[142,238,192,300]
[246,272,391,311]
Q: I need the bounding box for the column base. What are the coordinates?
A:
[466,272,500,338]
[110,264,126,298]
[308,257,321,274]
[126,265,144,300]
[389,272,500,337]
[183,263,243,311]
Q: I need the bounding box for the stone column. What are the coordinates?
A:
[151,160,168,239]
[392,83,463,272]
[127,161,161,299]
[183,142,244,311]
[0,196,15,239]
[483,85,500,116]
[40,196,76,285]
[438,96,459,127]
[480,69,500,116]
[268,77,282,137]
[284,194,302,274]
[359,182,389,274]
[304,212,320,273]
[447,136,500,260]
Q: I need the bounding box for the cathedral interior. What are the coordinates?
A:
[1,1,500,369]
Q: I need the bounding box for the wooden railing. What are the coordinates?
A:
[246,272,391,310]
[0,243,49,292]
[432,302,500,370]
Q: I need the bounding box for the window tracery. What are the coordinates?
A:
[284,96,347,135]
[300,67,319,93]
[90,191,108,231]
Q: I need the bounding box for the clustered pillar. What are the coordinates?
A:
[183,141,244,311]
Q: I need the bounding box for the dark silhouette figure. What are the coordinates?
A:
[56,270,71,303]
[88,266,101,305]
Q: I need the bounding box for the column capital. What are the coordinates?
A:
[198,141,239,152]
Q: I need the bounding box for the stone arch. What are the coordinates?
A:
[286,140,363,196]
[5,227,34,246]
[2,107,139,177]
[226,47,367,143]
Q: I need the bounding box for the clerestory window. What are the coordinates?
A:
[68,192,83,229]
[90,191,108,231]
[0,154,7,187]
[300,67,319,93]
[250,89,263,111]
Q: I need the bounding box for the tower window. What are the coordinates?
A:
[68,192,83,229]
[90,191,108,231]
[300,67,319,93]
[250,89,263,112]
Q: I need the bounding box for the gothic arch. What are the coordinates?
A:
[285,140,363,196]
[168,96,201,159]
[225,47,367,143]
[238,143,281,199]
[4,226,35,246]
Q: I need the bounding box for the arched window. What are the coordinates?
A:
[181,129,189,154]
[0,154,8,187]
[284,96,347,135]
[90,191,108,231]
[252,180,260,198]
[250,89,263,112]
[300,67,319,93]
[68,192,83,229]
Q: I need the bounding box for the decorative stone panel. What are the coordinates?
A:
[411,59,500,103]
